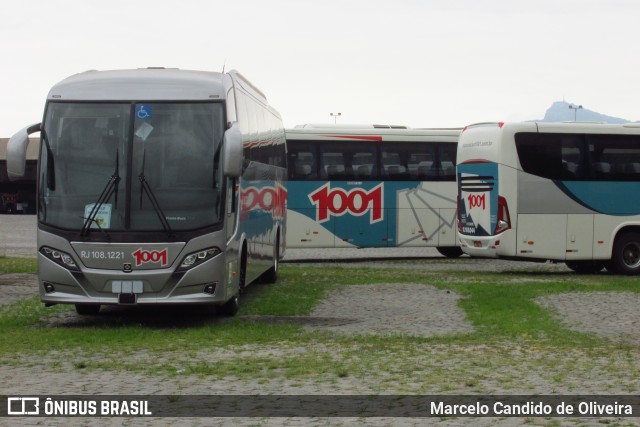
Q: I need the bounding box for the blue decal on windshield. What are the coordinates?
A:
[136,104,152,120]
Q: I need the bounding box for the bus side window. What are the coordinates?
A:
[439,145,457,181]
[319,142,378,181]
[516,132,587,181]
[588,134,640,182]
[287,143,317,180]
[321,152,345,179]
[352,152,375,180]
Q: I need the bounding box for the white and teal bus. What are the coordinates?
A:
[286,125,463,257]
[457,121,640,274]
[7,68,286,315]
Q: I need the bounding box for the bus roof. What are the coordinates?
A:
[463,121,640,134]
[294,124,409,129]
[47,68,232,101]
[286,126,461,139]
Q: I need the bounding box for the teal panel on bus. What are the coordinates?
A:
[287,180,453,248]
[556,181,640,215]
[457,162,499,236]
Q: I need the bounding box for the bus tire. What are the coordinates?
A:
[565,260,605,274]
[261,230,280,284]
[436,246,464,258]
[75,304,100,315]
[238,244,247,294]
[611,232,640,275]
[219,294,239,316]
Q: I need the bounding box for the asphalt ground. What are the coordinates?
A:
[0,214,37,258]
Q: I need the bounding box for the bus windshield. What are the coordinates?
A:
[39,102,225,232]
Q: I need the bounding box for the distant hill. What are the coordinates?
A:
[539,101,632,124]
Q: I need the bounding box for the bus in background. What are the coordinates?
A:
[1,137,39,214]
[457,121,640,274]
[286,125,463,257]
[7,68,286,315]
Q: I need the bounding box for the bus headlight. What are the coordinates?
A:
[40,246,80,271]
[177,247,221,271]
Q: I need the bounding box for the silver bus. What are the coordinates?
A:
[7,68,286,315]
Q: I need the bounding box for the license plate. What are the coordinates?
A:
[473,241,482,248]
[111,280,144,294]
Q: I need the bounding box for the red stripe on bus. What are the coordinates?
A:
[322,135,383,142]
[461,159,491,164]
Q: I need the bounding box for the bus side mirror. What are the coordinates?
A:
[7,123,41,180]
[223,123,243,178]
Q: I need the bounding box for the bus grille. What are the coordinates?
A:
[459,176,494,192]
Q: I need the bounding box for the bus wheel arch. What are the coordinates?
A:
[219,241,246,317]
[261,227,280,284]
[611,230,640,275]
[238,240,248,293]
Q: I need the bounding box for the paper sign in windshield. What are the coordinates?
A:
[84,203,112,229]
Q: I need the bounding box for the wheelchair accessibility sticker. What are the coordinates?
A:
[136,104,152,120]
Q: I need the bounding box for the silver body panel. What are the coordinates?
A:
[38,228,234,305]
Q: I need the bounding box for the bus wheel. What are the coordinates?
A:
[611,232,640,275]
[75,304,101,315]
[565,260,605,274]
[219,294,239,316]
[436,247,464,258]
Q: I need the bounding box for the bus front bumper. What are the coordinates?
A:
[38,252,231,307]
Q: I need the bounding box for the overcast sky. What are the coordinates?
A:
[2,0,639,135]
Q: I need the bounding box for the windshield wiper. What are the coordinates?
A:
[80,149,120,238]
[139,149,173,238]
[80,215,111,240]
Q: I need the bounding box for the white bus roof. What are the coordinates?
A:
[464,121,640,134]
[294,124,410,129]
[286,126,460,139]
[47,68,233,101]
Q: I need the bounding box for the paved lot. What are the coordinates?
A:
[0,214,36,258]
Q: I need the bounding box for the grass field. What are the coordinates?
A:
[1,258,639,396]
[0,256,37,274]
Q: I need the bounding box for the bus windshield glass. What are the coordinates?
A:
[39,102,225,232]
